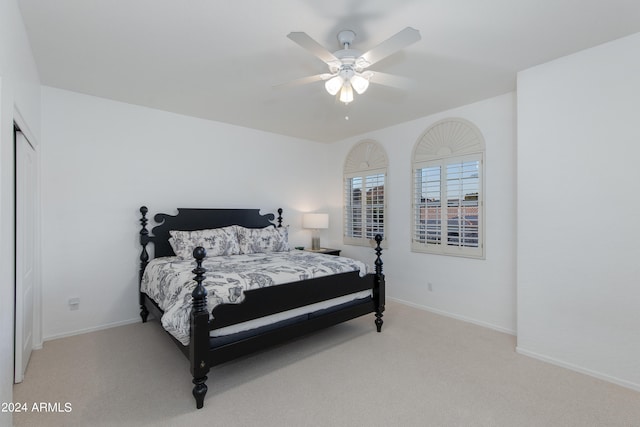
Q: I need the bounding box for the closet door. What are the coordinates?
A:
[14,130,36,383]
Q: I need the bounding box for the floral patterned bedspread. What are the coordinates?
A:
[141,251,368,345]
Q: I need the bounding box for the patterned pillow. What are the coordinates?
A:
[169,226,241,258]
[237,226,290,254]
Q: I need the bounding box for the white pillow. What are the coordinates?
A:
[236,226,290,254]
[169,226,241,258]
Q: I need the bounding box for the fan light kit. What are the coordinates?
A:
[281,27,421,105]
[323,30,373,104]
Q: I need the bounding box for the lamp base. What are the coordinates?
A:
[311,236,320,251]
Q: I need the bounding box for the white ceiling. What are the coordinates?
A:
[17,0,640,143]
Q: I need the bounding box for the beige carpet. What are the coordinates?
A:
[13,301,640,427]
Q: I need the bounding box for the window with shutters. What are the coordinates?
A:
[344,140,388,247]
[412,119,485,258]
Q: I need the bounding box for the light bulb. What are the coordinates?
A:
[350,74,370,94]
[339,83,354,104]
[324,76,343,96]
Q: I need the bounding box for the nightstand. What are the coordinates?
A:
[303,248,341,256]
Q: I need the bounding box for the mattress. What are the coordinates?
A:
[210,289,372,337]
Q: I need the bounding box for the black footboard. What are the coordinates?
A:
[187,234,385,409]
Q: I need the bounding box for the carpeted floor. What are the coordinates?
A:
[13,301,640,427]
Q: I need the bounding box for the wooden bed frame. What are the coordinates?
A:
[138,206,385,409]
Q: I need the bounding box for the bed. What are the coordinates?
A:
[137,206,385,409]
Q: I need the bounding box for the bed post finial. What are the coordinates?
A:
[374,234,383,276]
[139,206,150,322]
[191,246,207,307]
[374,234,385,332]
[190,246,210,409]
[277,208,283,228]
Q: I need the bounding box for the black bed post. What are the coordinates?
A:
[139,206,150,322]
[277,208,283,228]
[190,246,210,409]
[373,234,385,332]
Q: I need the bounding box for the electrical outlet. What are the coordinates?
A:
[68,297,80,310]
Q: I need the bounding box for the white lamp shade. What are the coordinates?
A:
[303,213,329,229]
[339,83,354,104]
[324,76,343,95]
[350,74,370,94]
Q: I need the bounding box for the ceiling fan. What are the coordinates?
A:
[280,27,421,104]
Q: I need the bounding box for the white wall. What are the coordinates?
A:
[40,87,331,340]
[0,1,41,426]
[517,32,640,390]
[327,93,517,334]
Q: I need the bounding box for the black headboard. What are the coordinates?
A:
[139,207,283,259]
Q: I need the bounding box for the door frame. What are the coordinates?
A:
[13,110,42,383]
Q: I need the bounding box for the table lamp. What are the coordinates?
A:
[302,213,329,250]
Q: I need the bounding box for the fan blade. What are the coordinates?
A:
[287,32,340,66]
[369,72,413,90]
[359,27,421,68]
[273,73,333,89]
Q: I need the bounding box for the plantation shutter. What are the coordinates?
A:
[413,165,441,245]
[344,176,363,239]
[412,155,482,257]
[365,173,385,239]
[446,158,480,248]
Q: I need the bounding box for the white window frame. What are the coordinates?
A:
[343,140,388,247]
[411,118,485,259]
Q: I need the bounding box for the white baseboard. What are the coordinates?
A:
[516,346,640,393]
[388,296,516,335]
[43,318,141,342]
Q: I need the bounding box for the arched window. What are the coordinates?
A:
[412,118,485,258]
[343,140,388,247]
